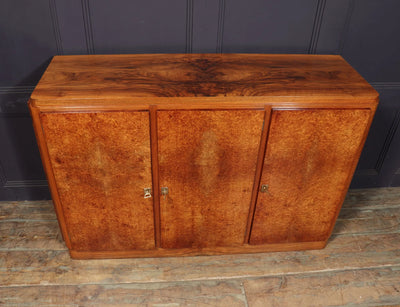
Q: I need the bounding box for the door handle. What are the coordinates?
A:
[144,188,152,198]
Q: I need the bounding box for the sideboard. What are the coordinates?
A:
[29,54,378,259]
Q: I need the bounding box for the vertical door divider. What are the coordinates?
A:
[244,106,272,244]
[150,106,161,248]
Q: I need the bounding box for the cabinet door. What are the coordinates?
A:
[158,110,264,249]
[250,109,371,244]
[40,111,155,251]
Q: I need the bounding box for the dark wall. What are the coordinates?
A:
[1,0,399,200]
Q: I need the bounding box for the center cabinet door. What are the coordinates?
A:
[40,111,155,252]
[157,110,265,249]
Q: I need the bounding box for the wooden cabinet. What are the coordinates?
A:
[29,54,378,259]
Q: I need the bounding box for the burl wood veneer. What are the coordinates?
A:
[158,110,264,249]
[250,109,371,244]
[29,54,378,259]
[40,111,154,252]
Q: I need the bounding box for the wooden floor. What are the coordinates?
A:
[0,187,400,306]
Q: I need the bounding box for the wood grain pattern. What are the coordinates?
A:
[243,267,400,307]
[31,54,378,102]
[0,221,65,250]
[250,109,371,245]
[334,207,400,235]
[0,200,56,220]
[344,187,400,207]
[157,110,264,249]
[0,280,247,306]
[40,111,155,252]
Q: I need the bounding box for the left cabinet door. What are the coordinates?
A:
[40,111,155,252]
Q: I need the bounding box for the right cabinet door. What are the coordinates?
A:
[250,109,371,245]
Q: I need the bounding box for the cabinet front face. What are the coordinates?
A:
[40,111,155,251]
[250,109,371,245]
[158,110,264,249]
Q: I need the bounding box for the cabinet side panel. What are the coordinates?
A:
[250,109,371,244]
[158,110,264,249]
[40,111,155,251]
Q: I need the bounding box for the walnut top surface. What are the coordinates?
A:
[31,53,378,101]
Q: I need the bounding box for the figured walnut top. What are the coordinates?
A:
[31,54,378,101]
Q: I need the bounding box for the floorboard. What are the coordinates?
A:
[243,266,400,307]
[0,280,247,307]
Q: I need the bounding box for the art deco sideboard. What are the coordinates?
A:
[29,54,378,259]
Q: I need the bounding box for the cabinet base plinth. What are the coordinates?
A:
[69,241,327,259]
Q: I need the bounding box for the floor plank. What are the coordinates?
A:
[0,201,56,221]
[0,221,65,251]
[343,188,400,208]
[243,266,400,307]
[0,280,247,307]
[334,207,400,235]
